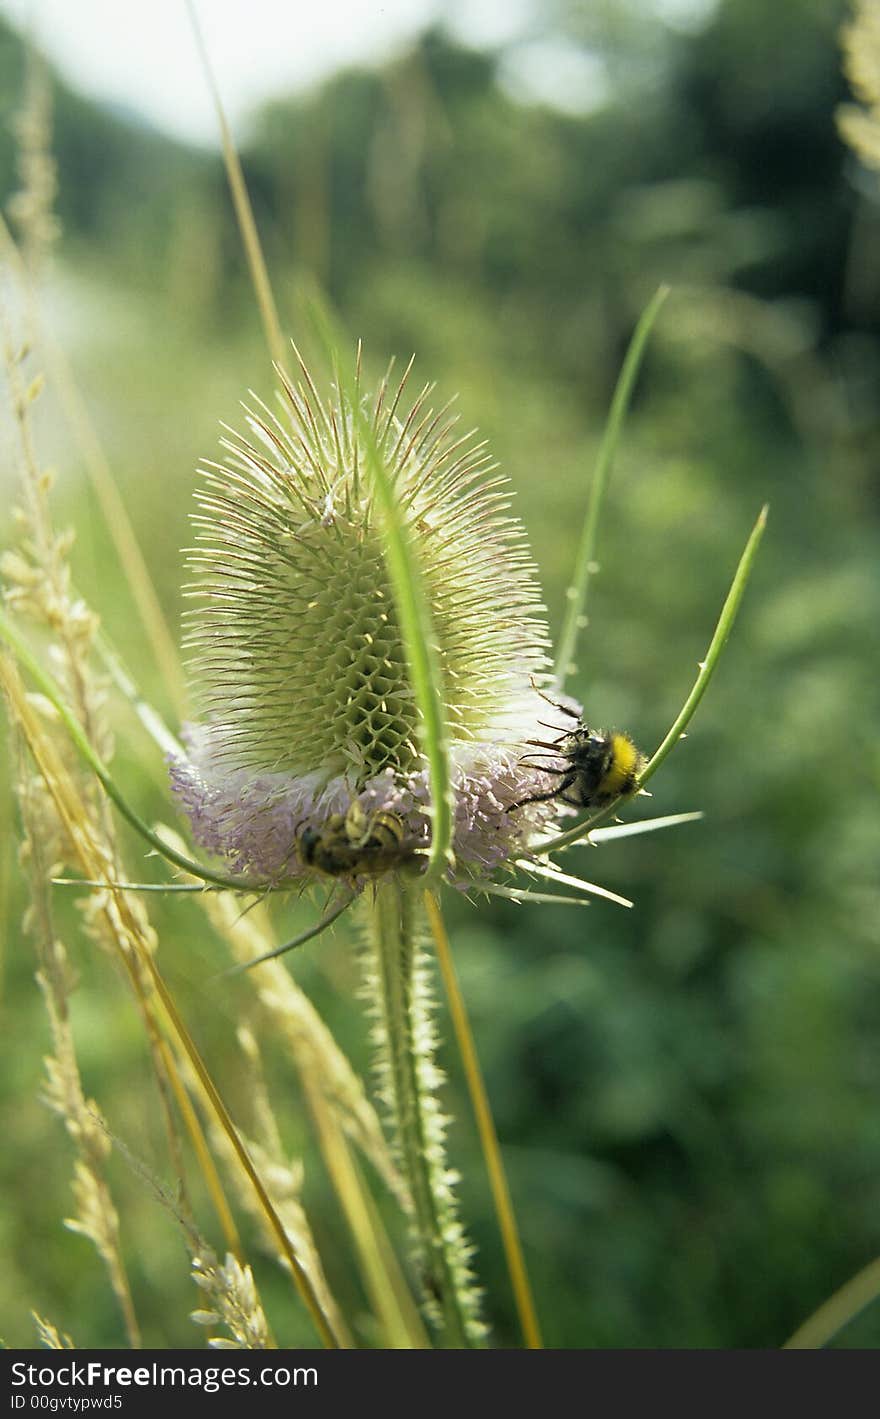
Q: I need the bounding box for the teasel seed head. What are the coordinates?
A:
[170,354,573,884]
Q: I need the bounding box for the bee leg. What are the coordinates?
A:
[505,788,563,813]
[525,737,566,751]
[506,770,577,813]
[559,791,588,809]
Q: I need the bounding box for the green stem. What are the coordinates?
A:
[366,880,484,1347]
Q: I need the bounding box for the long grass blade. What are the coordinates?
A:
[305,296,455,883]
[357,415,454,882]
[185,1,287,373]
[554,284,670,690]
[155,1035,242,1259]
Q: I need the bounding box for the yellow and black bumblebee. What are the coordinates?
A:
[508,690,644,815]
[297,800,411,878]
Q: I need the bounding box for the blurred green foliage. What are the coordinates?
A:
[1,0,879,1350]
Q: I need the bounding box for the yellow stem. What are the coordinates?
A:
[156,1036,242,1260]
[302,1074,428,1348]
[424,891,543,1349]
[784,1256,880,1349]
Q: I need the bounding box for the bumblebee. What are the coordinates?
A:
[508,691,644,814]
[297,800,409,878]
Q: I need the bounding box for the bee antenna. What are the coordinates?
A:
[529,677,582,720]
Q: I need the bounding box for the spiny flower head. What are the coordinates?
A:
[170,353,573,884]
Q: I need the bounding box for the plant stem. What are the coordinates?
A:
[784,1256,880,1349]
[366,880,484,1347]
[424,891,543,1348]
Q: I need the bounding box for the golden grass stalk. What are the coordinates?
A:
[299,1070,429,1348]
[1,656,342,1346]
[180,1031,349,1348]
[7,44,59,274]
[184,0,287,373]
[12,735,141,1347]
[160,833,423,1346]
[190,1252,272,1349]
[784,1255,880,1349]
[32,1314,75,1349]
[424,890,543,1348]
[838,0,880,171]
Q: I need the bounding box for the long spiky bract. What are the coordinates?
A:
[538,505,768,856]
[0,607,268,892]
[218,892,356,976]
